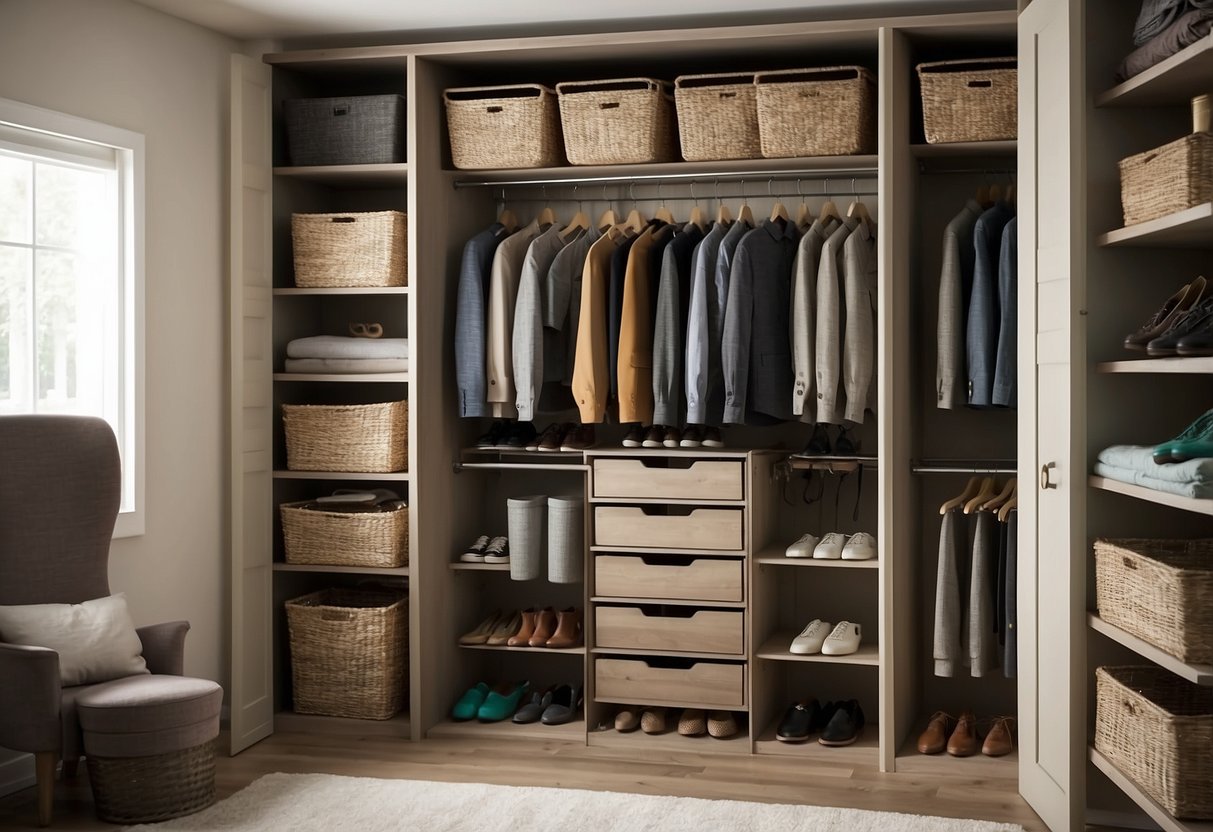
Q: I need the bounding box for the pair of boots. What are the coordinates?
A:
[508,607,581,649]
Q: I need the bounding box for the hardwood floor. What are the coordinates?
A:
[0,732,1046,830]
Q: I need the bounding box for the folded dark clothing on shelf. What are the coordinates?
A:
[1132,0,1213,46]
[1094,461,1213,499]
[1097,444,1213,483]
[285,335,409,360]
[1117,8,1213,81]
[283,357,409,373]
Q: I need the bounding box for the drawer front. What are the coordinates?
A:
[595,658,745,708]
[596,606,744,655]
[592,458,744,501]
[594,507,743,550]
[595,555,744,602]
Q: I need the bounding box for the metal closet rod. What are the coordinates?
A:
[918,166,1017,176]
[453,167,879,189]
[911,459,1017,474]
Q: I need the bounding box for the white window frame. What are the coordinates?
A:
[0,97,145,538]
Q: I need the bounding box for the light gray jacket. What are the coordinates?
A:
[683,222,730,425]
[813,218,857,425]
[790,217,839,422]
[936,200,982,410]
[512,225,571,421]
[842,221,878,424]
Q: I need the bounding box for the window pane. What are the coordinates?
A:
[0,155,32,245]
[35,249,87,410]
[0,244,32,411]
[35,162,104,249]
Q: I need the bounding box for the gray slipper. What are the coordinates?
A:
[512,689,553,724]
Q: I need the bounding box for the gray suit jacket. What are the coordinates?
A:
[653,223,704,426]
[992,216,1018,407]
[512,225,570,421]
[814,218,857,425]
[722,219,801,424]
[842,221,878,424]
[966,202,1014,408]
[454,223,506,418]
[684,222,728,425]
[544,226,599,387]
[790,217,839,421]
[936,200,982,410]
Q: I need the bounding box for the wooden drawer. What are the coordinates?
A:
[595,657,745,708]
[596,606,744,655]
[592,458,743,501]
[594,506,743,550]
[595,555,744,602]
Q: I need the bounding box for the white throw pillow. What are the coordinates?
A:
[0,593,149,686]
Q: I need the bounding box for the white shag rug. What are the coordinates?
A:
[128,772,1027,832]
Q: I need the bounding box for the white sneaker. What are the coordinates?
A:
[842,532,877,561]
[821,621,862,656]
[785,532,820,558]
[812,532,846,560]
[789,619,832,654]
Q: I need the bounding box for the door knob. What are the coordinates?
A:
[1040,462,1057,490]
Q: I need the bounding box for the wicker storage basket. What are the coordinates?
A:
[282,400,408,473]
[1119,132,1213,226]
[444,84,564,170]
[291,210,407,288]
[281,501,409,568]
[286,588,408,720]
[1095,539,1213,665]
[1095,666,1213,819]
[674,72,760,162]
[755,67,876,158]
[87,740,216,824]
[917,58,1017,144]
[556,78,678,165]
[284,94,405,166]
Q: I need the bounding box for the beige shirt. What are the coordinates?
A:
[485,219,540,418]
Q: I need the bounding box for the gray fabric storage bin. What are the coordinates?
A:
[507,495,547,581]
[285,95,405,166]
[547,496,584,584]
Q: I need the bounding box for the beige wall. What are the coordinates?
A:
[0,0,236,696]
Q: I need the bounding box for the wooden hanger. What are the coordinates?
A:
[989,183,1003,204]
[940,476,982,515]
[716,200,733,226]
[689,203,708,231]
[537,205,557,228]
[737,197,755,227]
[976,183,991,208]
[981,478,1017,512]
[620,207,647,235]
[964,477,998,514]
[847,197,872,230]
[998,490,1018,523]
[560,209,590,240]
[497,208,518,234]
[654,205,675,224]
[796,199,811,229]
[770,200,789,222]
[819,198,841,224]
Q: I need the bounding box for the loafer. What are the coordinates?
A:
[641,425,666,448]
[451,682,490,721]
[946,710,980,757]
[916,711,954,754]
[679,426,704,448]
[460,534,491,562]
[982,716,1015,757]
[841,532,877,561]
[662,426,682,448]
[485,610,522,646]
[1153,407,1213,463]
[785,532,821,558]
[707,711,738,739]
[678,708,707,737]
[813,532,846,559]
[775,699,820,742]
[459,610,503,645]
[789,619,832,654]
[701,427,724,448]
[615,708,640,732]
[622,424,645,448]
[819,699,864,746]
[541,684,582,725]
[560,424,596,452]
[821,621,862,655]
[802,423,832,456]
[1146,295,1213,356]
[512,688,553,724]
[640,707,667,734]
[475,420,509,449]
[1126,277,1206,350]
[1176,311,1213,356]
[477,681,530,722]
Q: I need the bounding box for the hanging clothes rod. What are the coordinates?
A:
[911,459,1017,474]
[917,165,1017,176]
[453,166,879,189]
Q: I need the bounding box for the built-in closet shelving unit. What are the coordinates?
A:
[236,6,1031,783]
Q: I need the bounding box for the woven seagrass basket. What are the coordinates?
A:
[556,78,678,165]
[755,66,876,158]
[281,501,409,568]
[1119,132,1213,226]
[917,58,1017,144]
[282,400,407,473]
[674,72,760,162]
[291,210,406,288]
[444,84,564,169]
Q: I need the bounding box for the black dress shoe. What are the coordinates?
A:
[502,421,537,449]
[835,426,860,455]
[1176,307,1213,356]
[475,420,509,449]
[1125,277,1206,351]
[775,699,820,742]
[1146,295,1213,356]
[819,699,865,747]
[801,424,832,456]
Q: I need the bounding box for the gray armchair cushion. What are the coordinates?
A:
[0,642,61,752]
[77,675,222,758]
[136,621,190,676]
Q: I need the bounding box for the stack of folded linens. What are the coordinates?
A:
[1117,6,1213,82]
[284,336,409,373]
[1094,445,1213,499]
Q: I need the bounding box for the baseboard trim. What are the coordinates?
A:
[0,752,35,799]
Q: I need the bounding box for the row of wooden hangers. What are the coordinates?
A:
[939,476,1018,522]
[978,180,1016,210]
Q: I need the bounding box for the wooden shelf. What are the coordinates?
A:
[1088,613,1213,686]
[588,448,752,459]
[753,718,879,764]
[447,154,877,184]
[1097,33,1213,108]
[911,140,1017,157]
[754,551,879,568]
[1090,746,1213,832]
[1089,475,1213,516]
[273,162,409,187]
[274,710,410,738]
[591,595,746,609]
[755,633,879,666]
[460,643,585,655]
[1096,357,1213,374]
[591,646,745,662]
[587,726,750,755]
[273,373,409,383]
[1098,203,1213,248]
[428,716,585,744]
[274,470,409,481]
[273,286,409,295]
[449,562,511,571]
[589,545,745,559]
[894,737,1018,778]
[273,562,409,577]
[589,496,744,507]
[594,695,748,713]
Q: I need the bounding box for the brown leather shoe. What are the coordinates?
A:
[1124,276,1207,350]
[916,711,954,755]
[946,710,980,757]
[545,607,582,649]
[528,606,557,647]
[982,717,1015,757]
[485,610,521,646]
[508,608,536,647]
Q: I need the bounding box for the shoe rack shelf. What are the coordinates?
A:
[893,738,1019,778]
[271,162,409,186]
[754,551,880,569]
[586,726,752,754]
[1097,202,1213,248]
[1090,747,1213,832]
[429,716,586,744]
[273,563,410,577]
[272,470,411,481]
[272,287,411,296]
[1089,475,1213,517]
[1096,357,1213,374]
[460,643,587,655]
[449,562,511,572]
[271,373,410,383]
[1096,32,1213,108]
[1088,613,1213,686]
[752,721,880,764]
[755,635,880,667]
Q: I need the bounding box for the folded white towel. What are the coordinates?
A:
[286,336,409,360]
[284,357,409,374]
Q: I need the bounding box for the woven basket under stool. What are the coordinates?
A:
[1119,132,1213,226]
[287,588,408,720]
[87,739,216,824]
[282,400,408,473]
[556,78,678,165]
[674,72,760,162]
[1095,538,1213,665]
[755,66,876,158]
[917,58,1017,144]
[444,84,564,169]
[1095,666,1213,819]
[291,210,406,288]
[281,500,409,568]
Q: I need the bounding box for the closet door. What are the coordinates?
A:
[1017,2,1085,830]
[228,53,274,755]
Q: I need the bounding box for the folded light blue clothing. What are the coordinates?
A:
[1094,462,1213,499]
[285,335,409,360]
[1097,444,1213,483]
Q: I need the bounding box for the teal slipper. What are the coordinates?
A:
[477,681,530,722]
[1154,408,1213,463]
[451,682,489,721]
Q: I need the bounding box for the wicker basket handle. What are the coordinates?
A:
[967,79,994,89]
[321,609,356,621]
[330,216,357,223]
[331,102,350,117]
[1121,698,1137,715]
[1122,556,1138,569]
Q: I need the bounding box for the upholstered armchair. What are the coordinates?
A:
[0,415,190,826]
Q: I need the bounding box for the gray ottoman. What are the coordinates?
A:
[76,675,223,824]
